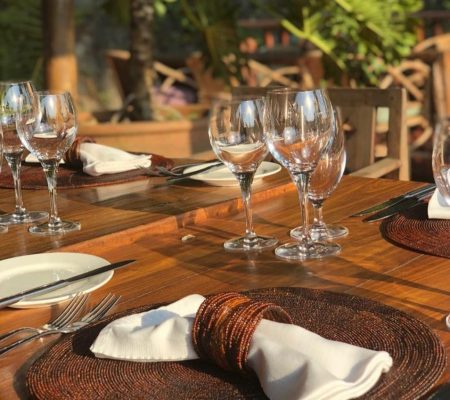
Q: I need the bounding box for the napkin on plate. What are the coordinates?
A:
[90,294,393,400]
[77,143,152,176]
[427,189,450,219]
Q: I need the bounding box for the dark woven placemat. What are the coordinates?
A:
[0,154,173,189]
[381,203,450,258]
[26,287,446,400]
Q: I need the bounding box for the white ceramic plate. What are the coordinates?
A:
[0,253,113,308]
[184,161,281,187]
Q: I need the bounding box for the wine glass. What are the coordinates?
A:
[0,81,47,224]
[432,117,450,203]
[290,108,348,241]
[265,87,340,260]
[17,91,80,235]
[0,125,7,233]
[208,98,278,251]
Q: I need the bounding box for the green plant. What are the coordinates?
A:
[254,0,423,86]
[0,0,43,86]
[179,0,244,84]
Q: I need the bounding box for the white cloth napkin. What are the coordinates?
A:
[79,143,152,176]
[91,294,392,400]
[427,189,450,219]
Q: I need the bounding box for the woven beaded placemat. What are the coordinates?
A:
[27,287,446,400]
[0,154,173,190]
[381,203,450,258]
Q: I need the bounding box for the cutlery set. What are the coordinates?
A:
[0,293,120,356]
[0,259,134,309]
[351,184,436,222]
[0,259,134,355]
[149,160,223,182]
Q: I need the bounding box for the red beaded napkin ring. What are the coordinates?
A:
[192,292,292,374]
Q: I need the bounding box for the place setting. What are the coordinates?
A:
[23,287,446,400]
[351,117,450,259]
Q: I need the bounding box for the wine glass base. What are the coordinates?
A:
[0,211,48,225]
[28,220,81,236]
[326,224,348,239]
[275,241,341,260]
[0,225,8,233]
[290,224,348,241]
[224,235,278,252]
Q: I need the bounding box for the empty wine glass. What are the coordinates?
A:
[432,117,450,202]
[265,87,339,260]
[290,108,348,241]
[208,98,278,251]
[0,125,7,233]
[17,91,80,235]
[0,81,47,224]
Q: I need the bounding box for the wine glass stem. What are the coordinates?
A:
[5,152,26,215]
[41,160,62,227]
[311,199,327,231]
[293,172,311,244]
[235,171,257,243]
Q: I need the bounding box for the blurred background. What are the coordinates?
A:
[1,0,449,180]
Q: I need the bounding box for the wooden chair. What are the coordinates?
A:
[327,87,409,180]
[414,34,450,121]
[379,59,432,152]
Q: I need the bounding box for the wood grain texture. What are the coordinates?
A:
[0,172,448,399]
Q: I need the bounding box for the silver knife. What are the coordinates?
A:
[362,190,433,223]
[0,259,135,309]
[351,184,436,217]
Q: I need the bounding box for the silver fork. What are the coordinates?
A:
[0,293,89,343]
[0,293,120,356]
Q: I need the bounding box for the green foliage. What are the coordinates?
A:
[179,0,244,84]
[0,0,43,87]
[253,0,422,86]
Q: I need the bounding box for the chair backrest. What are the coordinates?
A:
[414,33,450,121]
[327,87,409,180]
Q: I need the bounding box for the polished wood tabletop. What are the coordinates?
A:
[0,169,449,399]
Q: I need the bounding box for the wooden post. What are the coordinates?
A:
[42,0,78,100]
[128,0,154,121]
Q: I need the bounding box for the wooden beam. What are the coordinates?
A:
[42,0,78,100]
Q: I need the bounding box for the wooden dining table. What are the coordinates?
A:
[0,167,449,399]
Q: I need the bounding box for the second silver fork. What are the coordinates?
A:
[0,293,120,356]
[0,293,89,343]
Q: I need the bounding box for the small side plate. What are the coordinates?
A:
[0,252,113,308]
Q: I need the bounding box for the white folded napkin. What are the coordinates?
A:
[428,189,450,219]
[91,294,393,400]
[79,143,152,176]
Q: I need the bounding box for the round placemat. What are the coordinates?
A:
[27,287,446,400]
[381,203,450,258]
[0,154,173,189]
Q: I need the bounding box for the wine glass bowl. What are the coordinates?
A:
[17,91,79,235]
[265,88,339,260]
[291,108,348,241]
[209,98,277,251]
[0,81,47,224]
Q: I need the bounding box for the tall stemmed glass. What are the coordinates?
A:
[265,88,339,260]
[0,81,47,224]
[209,98,278,251]
[290,109,348,241]
[17,91,80,235]
[0,125,7,233]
